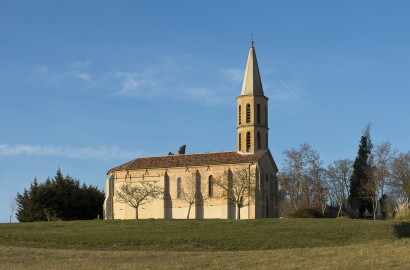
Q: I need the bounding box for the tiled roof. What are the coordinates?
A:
[108,150,267,172]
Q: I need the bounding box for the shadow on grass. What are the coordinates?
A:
[393,222,410,238]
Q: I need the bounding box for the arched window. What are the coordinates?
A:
[266,133,268,147]
[246,132,251,151]
[177,177,182,199]
[239,133,242,151]
[209,175,213,197]
[240,196,244,207]
[265,105,268,125]
[246,104,251,123]
[238,105,241,125]
[257,132,261,149]
[257,104,260,124]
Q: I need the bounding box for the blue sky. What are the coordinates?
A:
[1,1,410,223]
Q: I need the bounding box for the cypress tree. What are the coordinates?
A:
[348,123,373,218]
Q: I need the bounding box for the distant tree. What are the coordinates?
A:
[389,150,410,200]
[306,148,327,216]
[15,169,105,222]
[175,170,209,220]
[168,151,175,155]
[178,145,186,155]
[114,180,164,221]
[348,123,373,218]
[213,167,263,220]
[361,141,397,220]
[326,159,353,217]
[8,199,17,223]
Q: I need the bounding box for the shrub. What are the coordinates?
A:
[394,199,410,221]
[289,208,323,218]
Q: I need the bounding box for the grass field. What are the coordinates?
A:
[1,219,410,269]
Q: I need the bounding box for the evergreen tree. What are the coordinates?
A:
[15,168,105,222]
[348,123,373,218]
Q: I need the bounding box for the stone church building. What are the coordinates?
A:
[104,41,279,220]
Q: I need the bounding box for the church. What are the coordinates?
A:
[104,41,279,220]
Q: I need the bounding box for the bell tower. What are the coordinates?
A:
[237,41,269,154]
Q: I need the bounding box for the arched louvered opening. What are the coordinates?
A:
[257,132,261,149]
[208,175,213,197]
[177,177,182,199]
[246,132,251,152]
[246,104,251,123]
[239,133,242,151]
[265,105,268,125]
[238,105,241,125]
[257,104,260,124]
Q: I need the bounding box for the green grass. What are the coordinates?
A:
[1,218,409,251]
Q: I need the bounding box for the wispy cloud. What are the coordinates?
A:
[0,144,140,160]
[32,61,95,90]
[220,68,243,83]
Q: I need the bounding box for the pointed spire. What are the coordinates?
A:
[241,40,264,96]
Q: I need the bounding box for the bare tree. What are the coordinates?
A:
[176,170,209,220]
[115,180,164,221]
[361,141,397,220]
[389,150,410,200]
[213,167,263,220]
[9,199,17,223]
[307,149,327,216]
[43,208,58,222]
[281,143,312,211]
[326,159,353,217]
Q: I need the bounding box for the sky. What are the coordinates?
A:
[1,1,410,223]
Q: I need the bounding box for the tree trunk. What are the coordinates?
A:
[338,204,342,218]
[187,204,192,221]
[135,207,139,221]
[236,205,241,220]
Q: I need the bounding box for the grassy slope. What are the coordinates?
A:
[1,219,410,251]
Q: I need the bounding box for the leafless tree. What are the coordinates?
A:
[9,199,17,223]
[115,180,164,221]
[307,149,327,216]
[326,159,353,217]
[361,141,397,220]
[176,170,209,220]
[281,143,312,211]
[213,167,263,220]
[389,150,410,200]
[43,208,58,222]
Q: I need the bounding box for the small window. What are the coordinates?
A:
[238,105,241,125]
[209,175,213,197]
[265,105,268,125]
[246,132,251,151]
[266,174,269,182]
[177,177,182,199]
[257,104,260,124]
[257,132,261,149]
[246,104,251,123]
[239,133,242,151]
[240,197,244,207]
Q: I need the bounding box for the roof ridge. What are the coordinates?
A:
[134,151,238,159]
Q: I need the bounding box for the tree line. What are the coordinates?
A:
[278,123,410,219]
[15,168,105,222]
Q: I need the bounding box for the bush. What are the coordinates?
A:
[290,208,323,218]
[394,199,410,221]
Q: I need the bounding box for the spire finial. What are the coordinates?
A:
[251,33,254,47]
